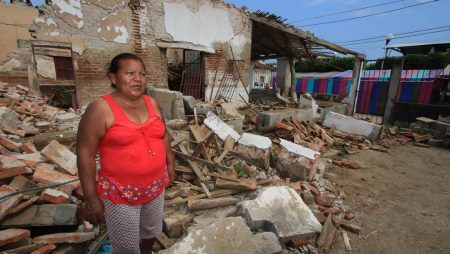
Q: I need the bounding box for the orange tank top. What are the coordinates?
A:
[96,94,169,205]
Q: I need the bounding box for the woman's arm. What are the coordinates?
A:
[150,97,176,182]
[76,99,108,224]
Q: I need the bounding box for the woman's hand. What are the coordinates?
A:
[167,164,175,183]
[84,195,105,225]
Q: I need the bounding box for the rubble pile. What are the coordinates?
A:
[0,83,416,254]
[0,84,93,253]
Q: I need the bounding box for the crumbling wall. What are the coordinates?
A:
[147,0,252,102]
[0,3,38,88]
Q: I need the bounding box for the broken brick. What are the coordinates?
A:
[339,220,362,234]
[315,194,334,207]
[8,196,41,215]
[0,155,27,170]
[41,140,77,175]
[32,232,95,244]
[20,141,39,154]
[41,188,69,204]
[0,228,30,247]
[32,165,80,193]
[2,126,26,137]
[289,236,310,247]
[31,243,56,254]
[345,212,356,220]
[0,136,21,152]
[0,144,12,155]
[0,167,32,180]
[0,185,23,221]
[12,153,47,169]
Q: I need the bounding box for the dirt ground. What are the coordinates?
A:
[326,145,450,254]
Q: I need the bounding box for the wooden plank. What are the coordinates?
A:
[173,149,234,172]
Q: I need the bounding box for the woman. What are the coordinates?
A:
[77,53,175,254]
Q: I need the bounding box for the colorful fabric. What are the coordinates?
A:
[97,94,169,205]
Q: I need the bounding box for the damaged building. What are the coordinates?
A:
[0,0,363,111]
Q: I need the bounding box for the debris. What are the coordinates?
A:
[317,215,337,251]
[323,111,382,140]
[188,197,240,210]
[339,220,362,234]
[342,230,352,251]
[0,228,30,247]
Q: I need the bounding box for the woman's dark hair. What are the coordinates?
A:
[107,53,145,88]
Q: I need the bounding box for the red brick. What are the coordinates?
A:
[0,167,32,180]
[289,236,310,247]
[41,188,70,204]
[31,243,56,254]
[0,136,22,152]
[32,165,80,193]
[2,126,26,137]
[0,228,30,247]
[8,196,40,215]
[0,185,23,221]
[339,220,362,234]
[315,194,334,207]
[41,140,78,175]
[12,153,47,169]
[0,145,12,155]
[345,212,356,220]
[20,141,39,154]
[0,155,27,171]
[32,232,95,244]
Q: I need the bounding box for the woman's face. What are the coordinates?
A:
[109,59,147,98]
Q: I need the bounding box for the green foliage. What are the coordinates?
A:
[295,49,450,72]
[294,57,355,72]
[235,161,248,178]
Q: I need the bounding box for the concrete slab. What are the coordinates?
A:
[2,204,78,227]
[204,111,241,141]
[0,107,20,129]
[238,186,322,243]
[257,108,314,130]
[158,217,281,254]
[323,112,381,140]
[148,88,185,120]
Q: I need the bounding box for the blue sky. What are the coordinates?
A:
[28,0,450,59]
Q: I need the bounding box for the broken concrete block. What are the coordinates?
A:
[41,105,59,120]
[159,217,281,254]
[41,189,70,204]
[34,121,51,130]
[193,206,237,225]
[275,139,320,181]
[323,112,381,140]
[0,155,27,171]
[2,204,78,227]
[163,213,195,238]
[55,113,76,123]
[32,165,80,193]
[32,232,95,244]
[0,136,22,152]
[0,228,30,247]
[0,185,24,221]
[257,108,314,130]
[233,133,271,170]
[147,88,185,120]
[238,186,322,243]
[40,140,77,175]
[0,107,20,129]
[204,111,241,141]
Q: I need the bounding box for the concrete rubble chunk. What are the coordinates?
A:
[163,213,195,238]
[0,155,27,171]
[55,113,76,123]
[12,153,47,168]
[257,108,314,131]
[0,228,30,247]
[32,232,95,244]
[159,217,282,254]
[238,186,322,244]
[193,206,237,225]
[40,140,77,175]
[0,107,20,129]
[238,133,272,149]
[2,204,78,227]
[204,111,241,141]
[148,88,185,120]
[323,112,381,140]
